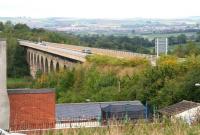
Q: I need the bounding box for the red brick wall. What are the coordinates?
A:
[9,92,55,131]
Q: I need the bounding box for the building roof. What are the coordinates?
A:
[56,101,144,121]
[158,100,200,116]
[8,88,55,94]
[101,104,144,113]
[0,38,6,41]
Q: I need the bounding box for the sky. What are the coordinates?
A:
[0,0,200,19]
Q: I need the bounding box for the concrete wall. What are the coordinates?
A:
[0,40,10,130]
[175,106,200,124]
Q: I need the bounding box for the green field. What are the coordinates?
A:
[131,32,196,40]
[7,77,33,89]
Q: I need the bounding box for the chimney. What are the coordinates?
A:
[0,39,10,130]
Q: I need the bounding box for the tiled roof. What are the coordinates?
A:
[158,100,200,116]
[56,101,144,121]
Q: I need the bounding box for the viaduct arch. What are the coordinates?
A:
[27,48,78,78]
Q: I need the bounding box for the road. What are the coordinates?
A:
[19,40,157,65]
[42,41,156,59]
[19,40,87,62]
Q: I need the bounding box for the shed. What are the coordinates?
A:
[56,101,145,127]
[101,104,145,120]
[158,100,200,124]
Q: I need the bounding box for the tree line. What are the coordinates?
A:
[1,21,200,78]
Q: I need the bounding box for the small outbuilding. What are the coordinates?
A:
[101,104,145,121]
[158,100,200,124]
[56,101,145,128]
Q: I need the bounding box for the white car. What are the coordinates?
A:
[37,41,46,46]
[82,48,92,54]
[0,129,26,135]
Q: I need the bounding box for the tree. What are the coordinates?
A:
[14,23,30,31]
[7,37,29,77]
[0,22,4,31]
[3,21,14,36]
[168,36,177,45]
[177,34,187,44]
[182,68,200,102]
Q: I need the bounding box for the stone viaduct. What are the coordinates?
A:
[27,48,78,77]
[19,40,157,78]
[20,40,87,78]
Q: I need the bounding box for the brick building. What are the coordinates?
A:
[8,89,56,131]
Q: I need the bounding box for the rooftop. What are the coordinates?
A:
[0,38,6,41]
[158,100,200,116]
[8,88,55,94]
[56,100,145,121]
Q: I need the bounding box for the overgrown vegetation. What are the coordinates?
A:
[33,56,149,103]
[2,21,200,110]
[41,120,200,135]
[32,54,200,112]
[86,55,149,67]
[0,21,30,78]
[172,41,200,57]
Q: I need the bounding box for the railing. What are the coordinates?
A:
[19,40,156,62]
[10,114,146,131]
[56,116,101,128]
[19,40,87,62]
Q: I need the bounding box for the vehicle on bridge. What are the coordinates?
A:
[82,48,92,54]
[37,41,46,46]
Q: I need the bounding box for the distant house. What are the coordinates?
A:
[56,101,145,128]
[158,100,200,124]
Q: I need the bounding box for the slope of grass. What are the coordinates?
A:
[7,77,33,89]
[86,55,149,67]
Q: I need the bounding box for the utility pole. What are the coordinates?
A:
[0,39,10,130]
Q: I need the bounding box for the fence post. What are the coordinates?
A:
[145,101,148,120]
[98,115,101,126]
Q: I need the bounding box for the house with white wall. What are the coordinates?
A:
[158,100,200,124]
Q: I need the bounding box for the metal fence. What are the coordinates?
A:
[10,115,146,131]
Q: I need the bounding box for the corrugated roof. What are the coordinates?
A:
[56,101,144,121]
[158,100,200,116]
[101,104,145,113]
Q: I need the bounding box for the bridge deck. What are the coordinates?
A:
[19,40,87,62]
[19,40,156,63]
[43,41,156,59]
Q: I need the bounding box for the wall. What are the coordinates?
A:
[8,89,56,131]
[0,39,10,130]
[175,106,200,124]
